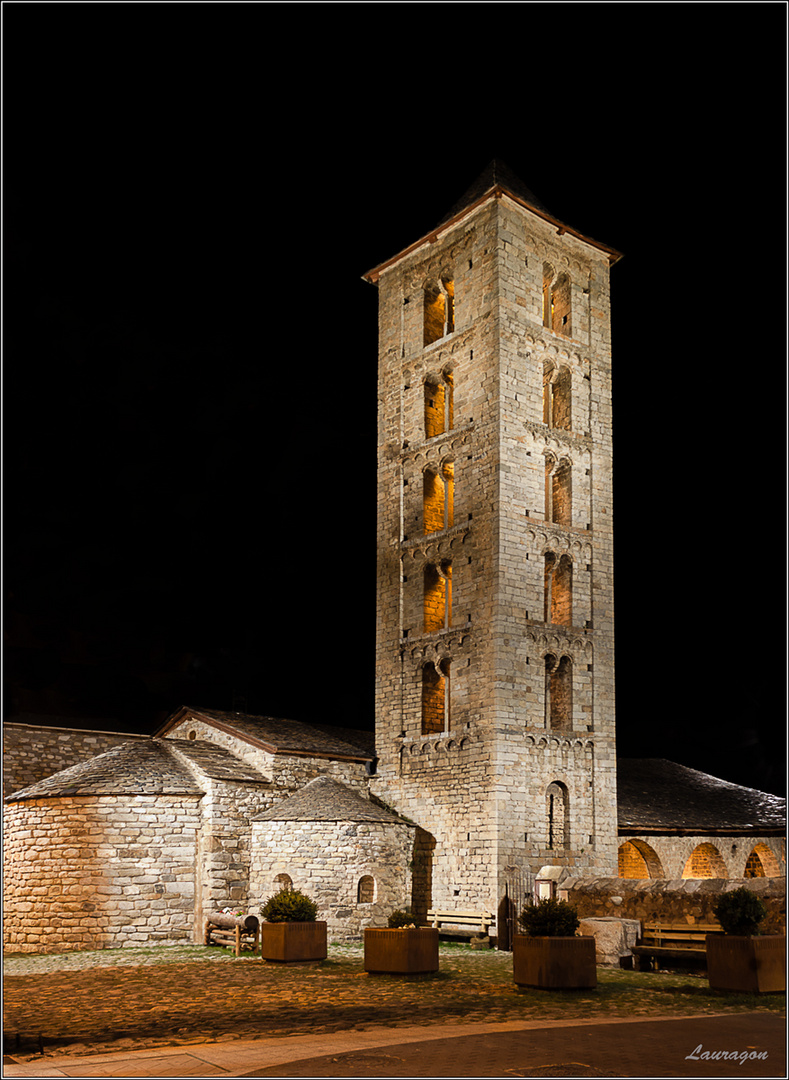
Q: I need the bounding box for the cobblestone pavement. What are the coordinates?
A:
[3,944,785,1068]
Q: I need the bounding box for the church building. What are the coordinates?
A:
[3,163,784,954]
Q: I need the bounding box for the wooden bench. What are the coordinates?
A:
[204,912,260,957]
[631,921,723,970]
[427,909,494,937]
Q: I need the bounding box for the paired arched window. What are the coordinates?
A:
[543,360,572,431]
[545,653,572,730]
[424,371,454,439]
[424,560,452,633]
[544,552,572,627]
[422,658,450,735]
[423,461,454,534]
[542,264,571,338]
[544,455,572,526]
[424,278,455,346]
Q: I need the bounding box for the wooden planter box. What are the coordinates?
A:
[706,934,786,993]
[260,921,327,963]
[364,927,439,974]
[513,935,597,990]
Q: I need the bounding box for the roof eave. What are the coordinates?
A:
[155,707,374,764]
[362,185,623,285]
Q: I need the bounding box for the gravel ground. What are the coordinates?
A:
[3,943,785,1063]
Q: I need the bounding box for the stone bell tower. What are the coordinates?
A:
[363,161,622,920]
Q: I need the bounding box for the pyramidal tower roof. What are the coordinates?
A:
[363,159,622,283]
[436,158,551,224]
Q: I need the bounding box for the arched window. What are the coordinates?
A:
[357,875,375,903]
[422,658,450,735]
[546,781,569,850]
[543,361,572,431]
[544,455,572,526]
[424,561,452,633]
[423,461,454,535]
[545,654,572,731]
[542,264,571,338]
[544,553,572,627]
[424,371,454,439]
[274,873,293,891]
[424,278,455,346]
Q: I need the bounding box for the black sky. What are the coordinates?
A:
[4,5,787,796]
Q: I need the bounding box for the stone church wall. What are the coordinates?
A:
[250,819,414,940]
[3,794,201,954]
[3,722,148,799]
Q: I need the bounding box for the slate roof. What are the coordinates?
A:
[436,159,551,225]
[4,736,271,801]
[253,775,408,824]
[166,738,270,784]
[617,759,786,834]
[4,739,204,801]
[161,707,375,761]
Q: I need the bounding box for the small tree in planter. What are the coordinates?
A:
[259,888,327,963]
[364,909,439,974]
[706,886,785,993]
[513,898,596,990]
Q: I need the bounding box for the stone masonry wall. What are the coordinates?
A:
[3,723,148,799]
[563,876,786,936]
[3,794,201,953]
[250,819,414,941]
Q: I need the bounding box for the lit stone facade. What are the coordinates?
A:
[3,793,202,953]
[365,163,621,913]
[3,165,785,955]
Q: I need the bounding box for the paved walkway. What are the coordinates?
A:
[3,1013,785,1078]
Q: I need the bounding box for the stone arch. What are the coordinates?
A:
[424,369,454,439]
[744,843,782,878]
[274,872,293,891]
[544,551,573,627]
[618,839,665,879]
[682,842,728,879]
[544,652,572,731]
[421,657,450,735]
[423,559,452,633]
[423,275,455,346]
[545,780,569,850]
[357,875,375,904]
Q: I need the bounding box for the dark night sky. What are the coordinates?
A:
[4,6,787,796]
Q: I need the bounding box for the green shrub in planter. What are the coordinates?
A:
[519,898,580,937]
[387,909,417,928]
[713,887,767,937]
[260,888,318,923]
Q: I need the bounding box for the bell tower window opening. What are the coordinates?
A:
[423,461,454,535]
[542,264,571,339]
[423,277,455,347]
[545,654,572,731]
[422,658,451,735]
[424,560,452,633]
[545,781,569,849]
[544,553,572,626]
[543,361,572,432]
[424,371,454,439]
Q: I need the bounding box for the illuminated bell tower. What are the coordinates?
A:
[363,161,622,919]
